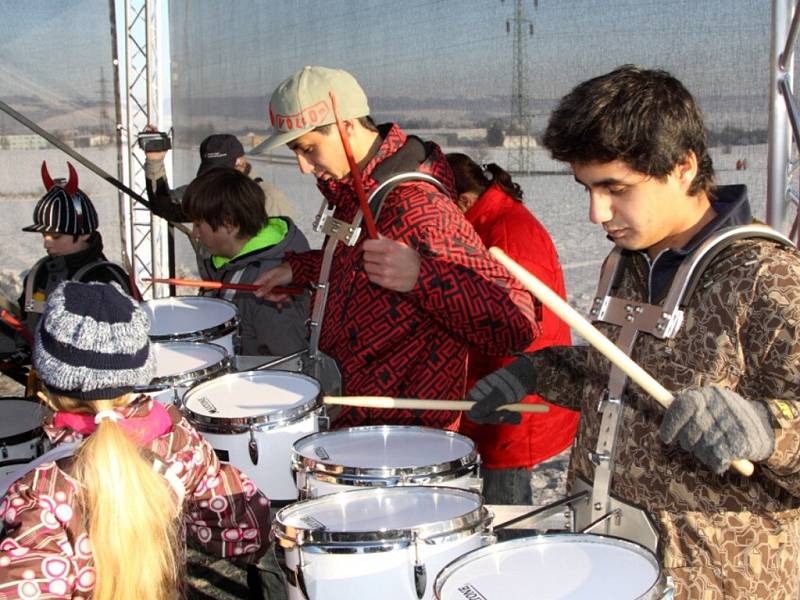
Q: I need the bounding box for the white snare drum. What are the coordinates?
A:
[142,296,240,355]
[0,398,51,479]
[275,486,494,600]
[434,533,673,600]
[137,342,231,406]
[292,426,481,498]
[182,371,323,501]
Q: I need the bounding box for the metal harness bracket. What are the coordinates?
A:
[576,224,793,553]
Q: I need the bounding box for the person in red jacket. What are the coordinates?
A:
[254,66,537,430]
[447,153,579,505]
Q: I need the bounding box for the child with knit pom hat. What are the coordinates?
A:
[0,282,278,600]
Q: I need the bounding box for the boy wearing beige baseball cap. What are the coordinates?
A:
[261,66,377,181]
[255,66,537,433]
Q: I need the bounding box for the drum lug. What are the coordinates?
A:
[294,468,310,500]
[317,410,330,432]
[282,551,311,600]
[664,575,675,598]
[172,387,182,409]
[248,428,259,465]
[412,533,427,599]
[292,534,312,600]
[1,443,7,459]
[480,530,497,546]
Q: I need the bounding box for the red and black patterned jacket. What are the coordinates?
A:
[287,124,537,430]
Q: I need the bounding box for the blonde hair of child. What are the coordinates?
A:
[44,392,181,600]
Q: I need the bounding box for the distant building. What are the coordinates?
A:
[73,134,113,148]
[405,128,487,147]
[0,134,50,151]
[246,132,266,148]
[503,135,538,149]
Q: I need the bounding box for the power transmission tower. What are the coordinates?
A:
[504,0,537,174]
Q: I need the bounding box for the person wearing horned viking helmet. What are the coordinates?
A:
[18,161,131,335]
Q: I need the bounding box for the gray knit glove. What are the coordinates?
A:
[660,386,775,475]
[144,155,166,181]
[466,355,537,425]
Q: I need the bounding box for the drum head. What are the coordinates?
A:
[149,342,229,382]
[143,297,237,337]
[182,371,321,429]
[0,398,49,440]
[294,426,475,471]
[275,486,489,548]
[435,534,662,599]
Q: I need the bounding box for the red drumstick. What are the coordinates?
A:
[329,90,378,240]
[143,277,306,296]
[1,309,34,345]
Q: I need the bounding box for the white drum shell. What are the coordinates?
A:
[434,533,671,600]
[292,426,481,498]
[142,297,240,355]
[182,371,323,501]
[137,341,231,406]
[0,399,51,479]
[276,486,493,600]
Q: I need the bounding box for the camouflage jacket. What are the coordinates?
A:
[529,188,800,598]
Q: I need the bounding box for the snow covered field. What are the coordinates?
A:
[0,143,770,319]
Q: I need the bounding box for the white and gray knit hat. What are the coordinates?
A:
[33,281,155,400]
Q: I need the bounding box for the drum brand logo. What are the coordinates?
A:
[301,515,326,530]
[198,396,218,414]
[314,446,330,460]
[457,585,488,600]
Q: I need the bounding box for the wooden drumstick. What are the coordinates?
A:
[142,277,305,296]
[323,396,549,413]
[489,246,755,477]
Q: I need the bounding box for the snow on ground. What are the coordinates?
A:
[0,143,769,395]
[0,143,769,318]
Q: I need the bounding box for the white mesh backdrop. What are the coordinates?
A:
[0,0,777,312]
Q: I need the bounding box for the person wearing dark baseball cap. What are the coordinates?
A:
[196,133,246,176]
[254,65,537,432]
[144,132,295,224]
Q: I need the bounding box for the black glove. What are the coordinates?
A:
[660,386,775,474]
[466,355,537,425]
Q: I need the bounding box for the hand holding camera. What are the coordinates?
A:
[137,125,172,158]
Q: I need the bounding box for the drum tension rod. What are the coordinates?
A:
[248,428,259,465]
[579,508,622,534]
[493,490,590,531]
[412,532,427,599]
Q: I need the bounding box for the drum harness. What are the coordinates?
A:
[269,136,447,389]
[494,224,793,557]
[23,257,129,316]
[278,137,451,600]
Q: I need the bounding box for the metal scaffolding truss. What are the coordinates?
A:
[769,0,800,244]
[118,0,170,299]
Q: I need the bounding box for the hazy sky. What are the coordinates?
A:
[168,0,769,101]
[0,0,773,130]
[1,0,113,105]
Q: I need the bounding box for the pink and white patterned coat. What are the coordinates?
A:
[0,397,271,599]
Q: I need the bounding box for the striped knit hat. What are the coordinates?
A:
[33,282,154,400]
[23,162,99,235]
